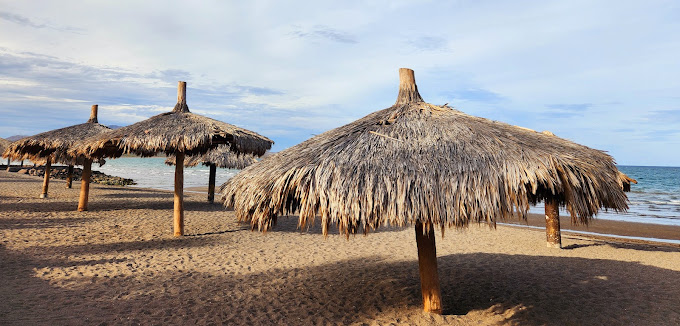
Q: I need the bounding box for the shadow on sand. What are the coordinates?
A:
[2,244,679,325]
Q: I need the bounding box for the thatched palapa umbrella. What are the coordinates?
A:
[0,138,11,167]
[166,144,258,203]
[2,105,110,198]
[221,68,629,314]
[72,81,273,236]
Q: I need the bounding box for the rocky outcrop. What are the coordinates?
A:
[23,166,135,186]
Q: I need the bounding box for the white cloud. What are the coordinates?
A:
[0,0,679,163]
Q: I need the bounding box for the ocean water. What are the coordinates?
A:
[528,165,680,226]
[93,157,240,192]
[94,158,680,226]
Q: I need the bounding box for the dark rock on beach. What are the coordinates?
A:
[22,165,135,186]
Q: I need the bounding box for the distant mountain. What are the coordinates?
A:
[6,135,28,141]
[107,125,124,129]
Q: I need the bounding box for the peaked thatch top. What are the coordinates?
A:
[2,105,111,165]
[70,82,273,159]
[165,144,258,169]
[221,68,629,236]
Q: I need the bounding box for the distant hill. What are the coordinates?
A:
[107,125,124,129]
[6,135,28,141]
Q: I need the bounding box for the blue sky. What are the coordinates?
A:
[1,1,679,166]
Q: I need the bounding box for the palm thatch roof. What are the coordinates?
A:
[70,84,273,159]
[0,138,11,155]
[222,68,629,236]
[165,144,258,169]
[2,106,111,166]
[618,171,638,192]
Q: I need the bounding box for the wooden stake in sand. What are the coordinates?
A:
[545,198,561,248]
[174,152,185,236]
[415,221,442,314]
[208,163,217,203]
[78,159,92,211]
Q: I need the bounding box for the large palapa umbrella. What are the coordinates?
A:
[72,81,273,236]
[221,68,629,314]
[2,105,110,198]
[166,144,258,203]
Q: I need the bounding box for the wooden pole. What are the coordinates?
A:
[20,160,24,167]
[87,105,99,123]
[172,82,189,113]
[78,159,92,211]
[174,152,185,236]
[40,158,51,198]
[66,165,74,188]
[415,221,443,314]
[545,198,562,248]
[6,158,9,171]
[395,68,424,105]
[207,163,216,203]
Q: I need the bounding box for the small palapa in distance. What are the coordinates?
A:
[2,105,110,198]
[166,144,258,203]
[71,81,273,236]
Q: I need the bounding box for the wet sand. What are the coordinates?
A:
[2,170,680,325]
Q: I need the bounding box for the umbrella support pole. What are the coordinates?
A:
[66,165,74,188]
[174,152,185,236]
[6,158,9,171]
[415,221,442,314]
[40,158,51,198]
[545,199,561,248]
[208,163,216,203]
[78,159,92,211]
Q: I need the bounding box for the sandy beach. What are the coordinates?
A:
[2,170,680,325]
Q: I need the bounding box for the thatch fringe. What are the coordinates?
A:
[0,138,11,156]
[2,121,111,166]
[618,171,637,192]
[221,70,628,237]
[165,144,258,169]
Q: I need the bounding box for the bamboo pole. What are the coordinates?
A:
[415,221,443,314]
[545,198,562,248]
[40,158,51,198]
[78,159,92,211]
[66,165,74,188]
[207,163,216,203]
[174,152,185,236]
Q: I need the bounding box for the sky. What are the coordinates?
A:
[1,0,679,166]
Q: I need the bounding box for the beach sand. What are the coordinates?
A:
[2,170,680,325]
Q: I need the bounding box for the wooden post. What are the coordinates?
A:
[5,158,9,171]
[20,160,24,167]
[415,221,443,314]
[396,68,424,105]
[174,152,185,236]
[66,165,74,188]
[172,82,190,113]
[88,105,99,123]
[40,158,51,198]
[207,163,216,203]
[545,198,562,248]
[78,159,92,211]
